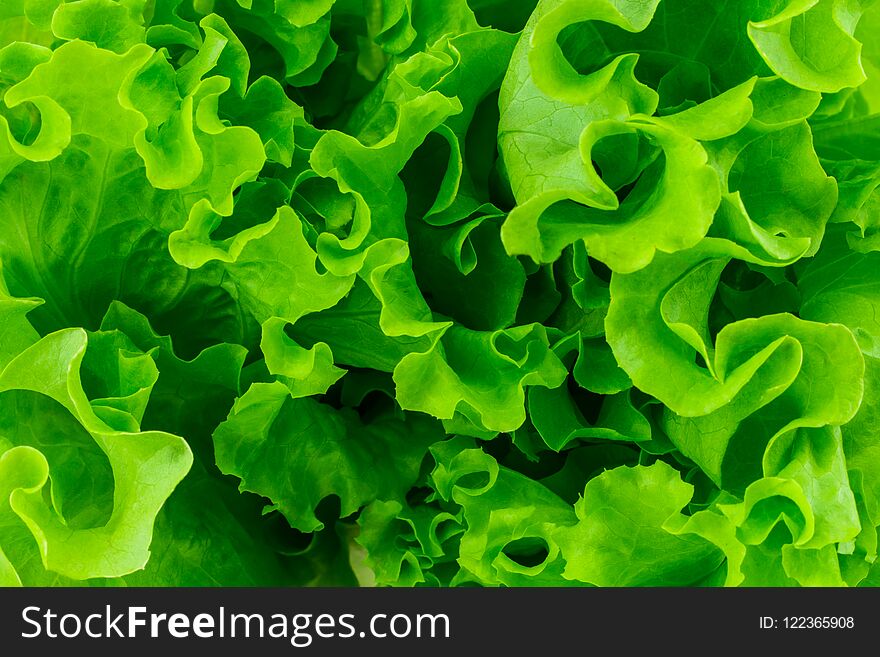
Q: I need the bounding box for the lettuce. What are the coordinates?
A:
[0,0,878,587]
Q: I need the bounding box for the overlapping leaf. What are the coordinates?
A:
[0,0,878,588]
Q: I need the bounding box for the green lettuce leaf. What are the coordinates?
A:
[1,0,877,589]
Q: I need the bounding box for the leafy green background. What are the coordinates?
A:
[0,0,879,587]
